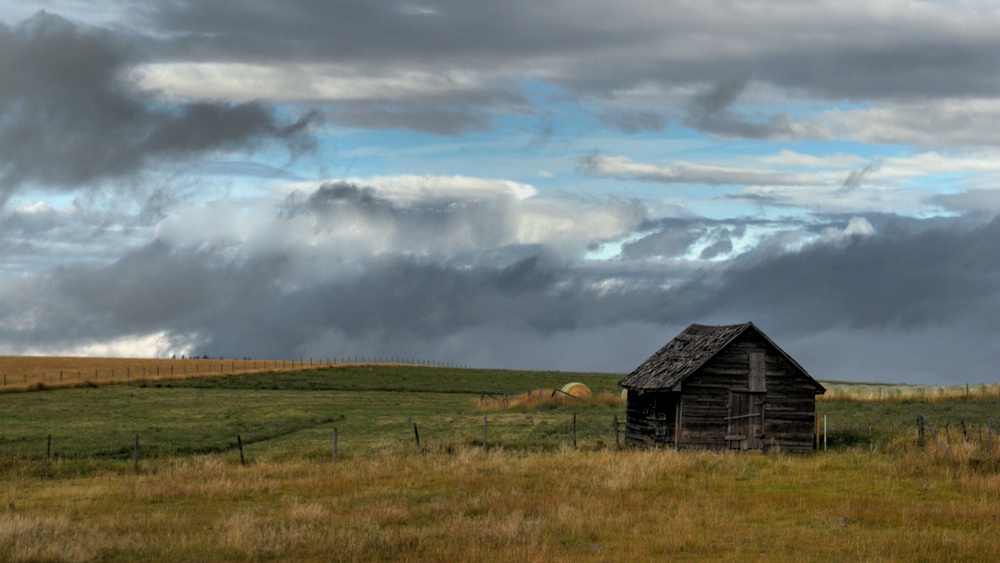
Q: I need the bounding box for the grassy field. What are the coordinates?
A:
[0,365,625,466]
[3,364,1000,561]
[4,446,1000,561]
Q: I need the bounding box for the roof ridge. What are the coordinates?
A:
[619,322,823,392]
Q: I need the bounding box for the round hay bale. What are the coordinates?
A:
[560,382,592,399]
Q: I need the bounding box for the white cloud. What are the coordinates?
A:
[813,99,1000,148]
[135,63,508,104]
[580,154,814,186]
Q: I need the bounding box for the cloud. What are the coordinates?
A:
[111,0,1000,146]
[2,173,999,383]
[578,154,807,186]
[598,110,669,134]
[681,77,793,139]
[0,12,320,202]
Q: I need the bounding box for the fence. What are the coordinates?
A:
[0,356,467,392]
[28,409,630,478]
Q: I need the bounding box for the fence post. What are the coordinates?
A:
[823,414,827,452]
[573,413,577,450]
[133,433,139,473]
[413,422,421,453]
[483,416,488,449]
[917,416,926,449]
[614,414,621,450]
[45,434,52,479]
[529,415,536,449]
[237,435,245,465]
[868,418,873,454]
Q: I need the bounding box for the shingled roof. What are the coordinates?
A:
[619,322,823,392]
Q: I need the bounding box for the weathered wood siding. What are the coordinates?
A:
[676,331,817,452]
[624,390,677,447]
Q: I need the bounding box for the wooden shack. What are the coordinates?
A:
[619,322,825,452]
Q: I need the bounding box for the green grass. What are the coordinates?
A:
[167,364,622,394]
[0,366,624,473]
[818,395,1000,448]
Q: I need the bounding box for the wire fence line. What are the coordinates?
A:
[0,356,470,392]
[20,410,999,481]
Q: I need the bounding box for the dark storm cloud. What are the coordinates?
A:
[657,216,1000,380]
[130,1,1000,112]
[5,199,997,382]
[683,78,792,139]
[622,228,702,260]
[0,12,319,200]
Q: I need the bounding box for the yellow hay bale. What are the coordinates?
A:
[560,382,592,399]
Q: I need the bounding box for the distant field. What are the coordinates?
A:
[0,355,334,391]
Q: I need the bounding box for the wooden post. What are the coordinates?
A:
[133,433,139,473]
[45,434,51,479]
[815,411,820,450]
[237,435,245,465]
[413,422,421,453]
[573,413,577,450]
[483,416,488,448]
[920,415,948,450]
[614,414,621,450]
[823,414,827,452]
[333,428,338,462]
[529,415,536,449]
[868,418,873,454]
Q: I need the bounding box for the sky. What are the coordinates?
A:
[3,1,1000,384]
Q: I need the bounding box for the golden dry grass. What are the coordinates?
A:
[819,381,1000,402]
[4,445,1000,561]
[0,356,372,392]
